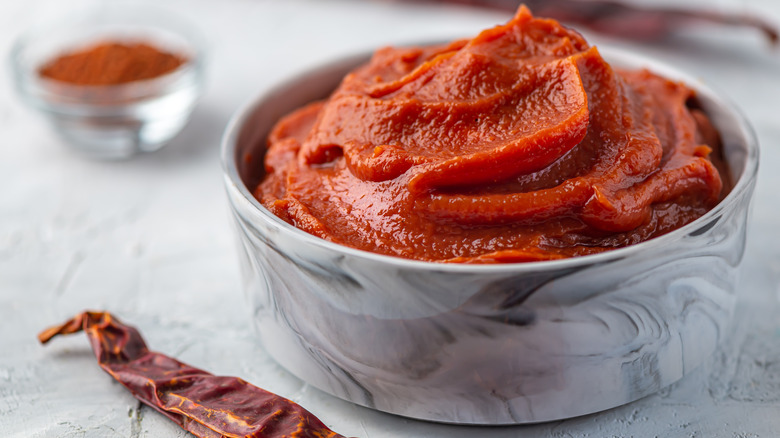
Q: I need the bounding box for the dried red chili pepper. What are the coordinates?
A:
[39,311,353,438]
[393,0,779,46]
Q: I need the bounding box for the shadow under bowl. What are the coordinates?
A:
[221,47,759,424]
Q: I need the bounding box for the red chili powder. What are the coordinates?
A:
[38,41,187,86]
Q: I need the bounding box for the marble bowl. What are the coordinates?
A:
[221,47,759,424]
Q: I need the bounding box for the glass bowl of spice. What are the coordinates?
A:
[10,6,205,159]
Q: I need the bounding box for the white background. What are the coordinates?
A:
[2,0,780,436]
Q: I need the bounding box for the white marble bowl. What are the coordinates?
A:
[221,47,759,424]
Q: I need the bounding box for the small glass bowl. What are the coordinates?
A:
[9,6,205,159]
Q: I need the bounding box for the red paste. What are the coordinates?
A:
[255,6,727,263]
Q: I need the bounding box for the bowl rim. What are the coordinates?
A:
[220,45,760,274]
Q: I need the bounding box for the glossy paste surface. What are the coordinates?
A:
[256,7,726,262]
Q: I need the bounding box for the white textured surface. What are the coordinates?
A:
[2,0,780,436]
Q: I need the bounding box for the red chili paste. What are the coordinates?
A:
[255,6,727,263]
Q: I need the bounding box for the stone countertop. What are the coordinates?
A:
[2,0,780,436]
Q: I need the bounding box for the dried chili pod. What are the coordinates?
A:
[397,0,779,46]
[39,311,353,438]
